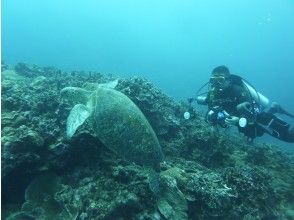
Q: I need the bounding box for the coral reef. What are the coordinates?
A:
[2,63,294,219]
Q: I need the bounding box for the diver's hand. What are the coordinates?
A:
[225,116,239,126]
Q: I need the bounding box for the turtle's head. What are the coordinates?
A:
[60,87,91,104]
[60,87,76,101]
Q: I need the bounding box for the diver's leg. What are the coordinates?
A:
[283,126,294,143]
[257,112,294,143]
[268,102,294,118]
[268,102,279,114]
[267,119,294,143]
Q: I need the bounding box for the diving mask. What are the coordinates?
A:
[210,75,230,88]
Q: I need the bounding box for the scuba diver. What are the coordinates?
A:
[190,65,294,143]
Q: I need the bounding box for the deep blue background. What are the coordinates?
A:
[2,0,294,149]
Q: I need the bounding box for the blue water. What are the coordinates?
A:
[2,0,294,149]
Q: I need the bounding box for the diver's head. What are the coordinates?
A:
[210,65,231,90]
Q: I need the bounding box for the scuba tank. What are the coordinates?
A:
[230,74,270,109]
[241,80,270,109]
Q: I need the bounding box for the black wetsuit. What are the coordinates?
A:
[206,83,294,143]
[207,84,250,116]
[256,112,294,143]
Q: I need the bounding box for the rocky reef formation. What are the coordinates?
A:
[2,62,294,219]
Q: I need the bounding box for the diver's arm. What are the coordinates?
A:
[225,116,239,126]
[233,85,252,106]
[195,89,212,106]
[187,95,208,105]
[196,96,208,105]
[186,95,208,106]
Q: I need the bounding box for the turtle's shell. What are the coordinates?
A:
[87,88,164,168]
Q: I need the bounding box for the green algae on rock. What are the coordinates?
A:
[2,63,294,219]
[21,173,78,220]
[157,168,188,220]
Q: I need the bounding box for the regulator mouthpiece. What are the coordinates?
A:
[184,112,191,120]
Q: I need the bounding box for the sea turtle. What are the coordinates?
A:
[60,80,164,191]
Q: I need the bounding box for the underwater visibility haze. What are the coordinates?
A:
[1,0,294,219]
[3,1,294,98]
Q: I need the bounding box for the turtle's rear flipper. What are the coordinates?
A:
[67,104,90,138]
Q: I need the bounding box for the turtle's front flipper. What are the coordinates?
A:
[67,104,90,138]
